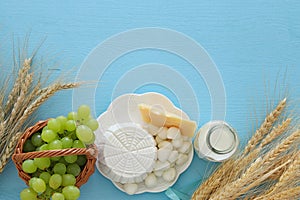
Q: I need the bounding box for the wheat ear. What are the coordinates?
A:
[262,130,300,164]
[243,98,286,155]
[209,157,290,200]
[5,72,33,127]
[4,58,31,113]
[265,152,300,197]
[260,118,291,147]
[268,152,296,180]
[231,148,260,180]
[22,83,80,121]
[268,186,300,200]
[254,186,300,200]
[0,132,22,173]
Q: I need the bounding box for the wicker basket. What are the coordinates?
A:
[12,120,97,187]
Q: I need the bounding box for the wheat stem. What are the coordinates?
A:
[210,158,289,200]
[191,159,235,200]
[271,153,299,191]
[269,186,300,200]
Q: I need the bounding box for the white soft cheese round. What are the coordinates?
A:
[102,123,157,184]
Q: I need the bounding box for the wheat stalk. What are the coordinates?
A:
[262,129,300,164]
[243,98,286,155]
[209,157,290,200]
[192,97,299,200]
[0,132,22,172]
[4,58,31,113]
[191,159,235,200]
[254,186,300,200]
[260,118,291,147]
[0,53,80,173]
[268,186,300,200]
[5,72,33,127]
[268,152,295,180]
[257,152,300,199]
[22,83,80,120]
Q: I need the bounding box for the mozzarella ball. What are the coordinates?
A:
[176,154,189,166]
[157,127,168,139]
[144,173,157,188]
[172,138,183,149]
[178,141,191,153]
[157,148,172,162]
[167,127,181,140]
[162,168,177,182]
[168,150,179,163]
[124,183,138,195]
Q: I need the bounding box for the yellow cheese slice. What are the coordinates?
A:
[138,104,197,137]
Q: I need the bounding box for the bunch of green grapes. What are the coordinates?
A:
[20,105,98,200]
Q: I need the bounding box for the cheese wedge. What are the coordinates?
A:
[138,104,197,137]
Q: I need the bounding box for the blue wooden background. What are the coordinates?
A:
[0,1,300,200]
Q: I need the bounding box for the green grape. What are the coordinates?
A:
[51,156,61,161]
[29,177,39,188]
[22,159,37,173]
[78,115,91,125]
[42,125,49,132]
[76,125,93,143]
[53,163,67,175]
[72,140,85,148]
[39,172,51,184]
[64,155,77,164]
[57,116,68,129]
[49,139,63,150]
[39,144,49,151]
[62,174,76,186]
[20,188,37,200]
[31,178,46,193]
[85,133,95,145]
[49,174,62,189]
[67,112,78,120]
[76,155,87,166]
[48,118,62,133]
[62,185,80,200]
[86,119,99,131]
[65,120,76,132]
[77,105,90,119]
[58,157,68,165]
[34,157,51,170]
[41,129,57,143]
[61,137,73,149]
[31,133,44,147]
[23,140,35,152]
[52,192,65,200]
[66,163,81,177]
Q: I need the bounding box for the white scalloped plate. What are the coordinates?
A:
[95,92,194,194]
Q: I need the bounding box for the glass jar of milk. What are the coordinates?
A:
[194,121,239,162]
